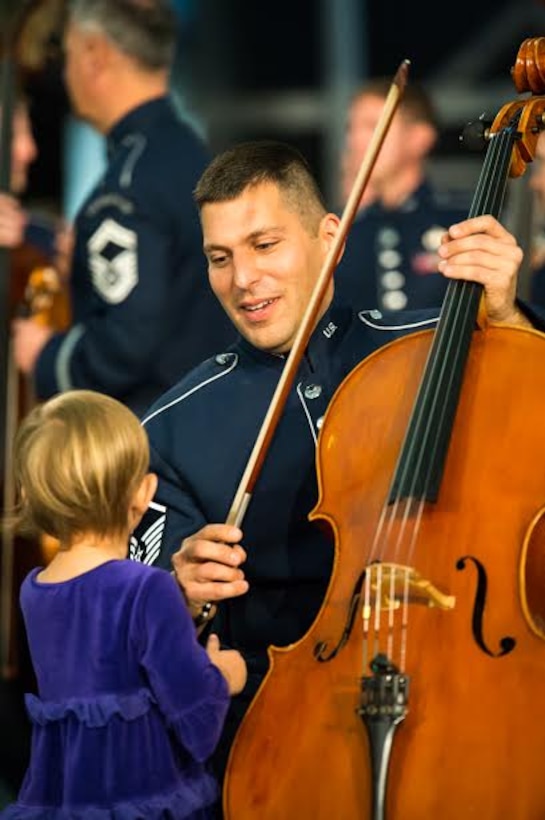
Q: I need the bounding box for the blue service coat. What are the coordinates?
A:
[34,96,234,414]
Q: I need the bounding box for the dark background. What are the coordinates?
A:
[21,0,545,211]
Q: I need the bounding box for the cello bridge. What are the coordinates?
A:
[362,562,455,618]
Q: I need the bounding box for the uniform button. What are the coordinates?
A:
[382,290,408,311]
[304,384,322,399]
[215,353,231,365]
[377,227,400,247]
[378,249,402,269]
[381,271,405,290]
[316,416,324,429]
[421,225,445,251]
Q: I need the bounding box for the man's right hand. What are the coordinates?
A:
[172,523,249,611]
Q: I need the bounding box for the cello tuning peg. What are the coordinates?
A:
[459,114,494,152]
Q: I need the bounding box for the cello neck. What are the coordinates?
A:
[389,123,518,504]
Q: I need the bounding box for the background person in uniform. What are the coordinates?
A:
[335,78,472,312]
[11,0,234,416]
[130,141,539,802]
[0,102,38,248]
[2,389,246,819]
[0,99,60,262]
[525,130,545,304]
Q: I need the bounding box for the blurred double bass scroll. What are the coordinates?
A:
[224,39,545,820]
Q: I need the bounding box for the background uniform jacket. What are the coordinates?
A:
[34,96,234,415]
[336,181,471,312]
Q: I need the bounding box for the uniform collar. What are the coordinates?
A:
[106,96,172,150]
[236,299,354,371]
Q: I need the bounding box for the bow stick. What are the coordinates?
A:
[226,59,411,528]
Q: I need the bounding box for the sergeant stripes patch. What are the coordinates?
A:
[129,500,166,565]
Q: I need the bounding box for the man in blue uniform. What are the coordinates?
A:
[131,140,539,798]
[336,78,472,312]
[11,0,234,415]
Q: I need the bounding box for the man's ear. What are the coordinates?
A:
[129,472,158,530]
[320,212,345,265]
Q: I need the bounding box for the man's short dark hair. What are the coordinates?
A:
[194,140,327,234]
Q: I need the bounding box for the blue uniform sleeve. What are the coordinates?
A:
[135,569,229,763]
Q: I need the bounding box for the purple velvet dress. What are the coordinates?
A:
[1,560,229,819]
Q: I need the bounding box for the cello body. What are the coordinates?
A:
[224,324,545,819]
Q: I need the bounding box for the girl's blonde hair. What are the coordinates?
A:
[14,390,149,542]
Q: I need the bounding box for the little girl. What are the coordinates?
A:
[1,390,246,819]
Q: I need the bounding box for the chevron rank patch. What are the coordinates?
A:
[88,218,138,304]
[129,501,166,566]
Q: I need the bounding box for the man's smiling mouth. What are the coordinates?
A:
[243,299,277,312]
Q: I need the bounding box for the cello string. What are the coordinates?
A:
[393,128,515,668]
[361,126,515,670]
[392,129,511,537]
[389,126,513,526]
[408,127,513,527]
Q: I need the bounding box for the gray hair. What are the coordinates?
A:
[67,0,178,70]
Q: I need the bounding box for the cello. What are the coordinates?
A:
[224,39,545,819]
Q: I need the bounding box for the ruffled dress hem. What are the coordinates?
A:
[0,776,219,819]
[25,688,156,728]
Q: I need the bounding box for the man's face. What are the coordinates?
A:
[201,181,337,355]
[10,105,37,194]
